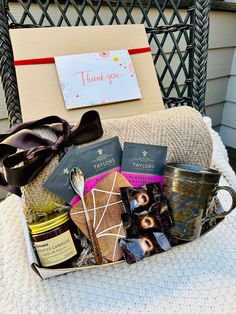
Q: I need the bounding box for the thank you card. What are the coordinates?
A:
[55,49,141,109]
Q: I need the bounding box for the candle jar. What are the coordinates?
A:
[29,211,82,268]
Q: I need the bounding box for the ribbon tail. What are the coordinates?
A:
[3,149,54,187]
[70,110,103,145]
[0,172,21,196]
[0,115,70,143]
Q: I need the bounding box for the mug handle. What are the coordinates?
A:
[202,186,236,224]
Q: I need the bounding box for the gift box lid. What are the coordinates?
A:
[10,24,164,123]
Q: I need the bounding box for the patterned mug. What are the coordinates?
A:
[164,163,236,241]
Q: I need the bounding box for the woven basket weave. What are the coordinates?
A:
[22,107,213,222]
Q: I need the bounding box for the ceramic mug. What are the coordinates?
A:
[164,163,236,241]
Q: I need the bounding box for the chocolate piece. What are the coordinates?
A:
[120,186,153,215]
[149,199,173,230]
[122,208,172,237]
[119,232,171,264]
[122,212,162,237]
[120,183,173,233]
[147,182,162,203]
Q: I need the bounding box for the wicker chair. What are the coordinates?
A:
[0,0,210,126]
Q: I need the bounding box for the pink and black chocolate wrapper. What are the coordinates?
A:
[119,183,173,264]
[120,183,173,237]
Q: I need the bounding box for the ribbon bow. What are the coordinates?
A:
[0,111,103,196]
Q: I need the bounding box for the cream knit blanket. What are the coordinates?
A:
[0,118,236,314]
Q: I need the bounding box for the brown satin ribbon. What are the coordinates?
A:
[0,111,103,196]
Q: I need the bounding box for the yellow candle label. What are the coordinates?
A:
[34,230,77,267]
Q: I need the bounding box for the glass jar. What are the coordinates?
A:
[29,211,81,268]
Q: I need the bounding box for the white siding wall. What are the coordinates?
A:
[205,11,236,129]
[220,49,236,148]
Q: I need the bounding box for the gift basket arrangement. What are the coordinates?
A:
[0,107,235,279]
[0,24,235,279]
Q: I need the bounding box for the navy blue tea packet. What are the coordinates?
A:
[121,142,167,188]
[44,137,122,205]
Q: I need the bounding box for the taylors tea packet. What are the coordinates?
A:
[44,137,122,205]
[121,142,167,187]
[43,145,79,205]
[72,136,122,205]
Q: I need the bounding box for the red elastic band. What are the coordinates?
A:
[14,47,151,66]
[128,47,151,55]
[14,57,55,66]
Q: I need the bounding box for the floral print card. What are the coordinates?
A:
[55,50,142,109]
